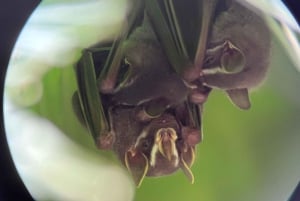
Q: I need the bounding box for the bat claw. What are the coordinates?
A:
[99,78,115,94]
[181,127,202,146]
[188,79,211,105]
[97,132,115,150]
[189,91,208,105]
[183,65,202,83]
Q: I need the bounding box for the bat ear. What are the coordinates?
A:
[226,88,251,110]
[125,149,149,187]
[180,147,195,184]
[221,44,245,74]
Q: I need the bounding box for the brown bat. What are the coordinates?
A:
[96,14,204,186]
[73,9,204,186]
[99,105,201,186]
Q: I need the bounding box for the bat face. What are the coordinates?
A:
[108,106,199,186]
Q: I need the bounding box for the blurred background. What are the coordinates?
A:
[1,0,300,200]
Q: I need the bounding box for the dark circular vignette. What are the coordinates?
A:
[0,0,40,200]
[0,0,299,201]
[283,0,300,22]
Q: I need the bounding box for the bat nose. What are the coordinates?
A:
[156,128,179,165]
[151,128,179,167]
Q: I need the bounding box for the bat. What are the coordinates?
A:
[201,0,271,109]
[72,0,271,186]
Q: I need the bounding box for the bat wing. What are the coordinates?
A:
[226,88,251,110]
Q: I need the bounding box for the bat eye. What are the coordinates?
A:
[204,55,216,66]
[141,140,151,151]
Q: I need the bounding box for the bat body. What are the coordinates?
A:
[73,3,204,185]
[112,17,189,108]
[203,0,271,89]
[201,1,271,109]
[95,14,201,186]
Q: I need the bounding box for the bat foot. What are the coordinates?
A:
[99,78,115,94]
[189,91,208,105]
[183,63,201,83]
[183,65,202,83]
[181,127,202,146]
[97,132,115,150]
[188,79,211,105]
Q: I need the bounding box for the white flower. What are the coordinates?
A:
[4,0,135,200]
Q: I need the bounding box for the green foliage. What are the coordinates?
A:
[27,45,300,200]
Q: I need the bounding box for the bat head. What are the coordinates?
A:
[124,113,200,187]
